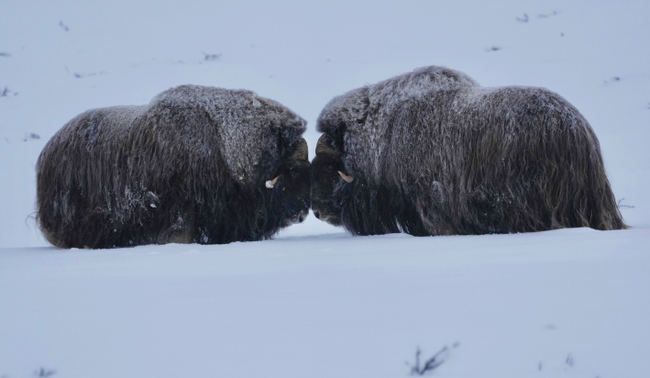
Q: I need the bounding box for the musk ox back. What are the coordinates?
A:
[311,66,625,235]
[37,85,310,248]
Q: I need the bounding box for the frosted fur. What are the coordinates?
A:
[318,66,477,181]
[313,66,625,235]
[37,85,310,248]
[151,86,306,184]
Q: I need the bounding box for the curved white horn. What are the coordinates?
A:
[265,176,279,188]
[337,170,354,183]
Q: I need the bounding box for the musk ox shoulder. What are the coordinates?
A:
[37,85,310,248]
[311,66,625,235]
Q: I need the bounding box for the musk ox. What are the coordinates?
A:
[37,85,310,248]
[311,66,625,235]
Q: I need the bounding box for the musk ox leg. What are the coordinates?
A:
[338,180,430,236]
[340,183,400,235]
[411,182,457,236]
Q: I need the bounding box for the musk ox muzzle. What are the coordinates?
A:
[37,85,310,248]
[311,65,626,236]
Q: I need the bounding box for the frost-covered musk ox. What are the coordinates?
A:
[37,85,310,248]
[311,66,625,235]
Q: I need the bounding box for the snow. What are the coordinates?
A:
[1,0,649,377]
[2,226,649,377]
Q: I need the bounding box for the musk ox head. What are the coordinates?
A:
[310,134,354,225]
[264,137,311,225]
[309,84,369,227]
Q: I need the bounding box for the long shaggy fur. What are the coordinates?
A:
[37,85,310,248]
[312,66,625,235]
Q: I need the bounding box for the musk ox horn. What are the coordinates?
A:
[337,170,354,183]
[290,138,309,161]
[316,134,336,155]
[265,176,280,188]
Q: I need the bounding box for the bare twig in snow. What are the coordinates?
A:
[618,198,635,209]
[65,66,107,79]
[409,346,449,376]
[0,87,18,97]
[23,132,41,142]
[604,76,622,85]
[34,367,56,377]
[58,21,69,32]
[565,353,574,367]
[537,10,560,19]
[202,52,221,61]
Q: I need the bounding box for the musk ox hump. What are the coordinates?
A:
[151,85,306,185]
[317,66,480,183]
[317,66,477,135]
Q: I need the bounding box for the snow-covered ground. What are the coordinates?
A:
[1,0,649,377]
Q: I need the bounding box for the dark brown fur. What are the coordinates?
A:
[37,85,310,248]
[312,66,625,235]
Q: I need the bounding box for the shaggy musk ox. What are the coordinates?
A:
[311,66,625,235]
[37,85,310,248]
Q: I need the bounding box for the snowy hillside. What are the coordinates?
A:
[1,0,649,377]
